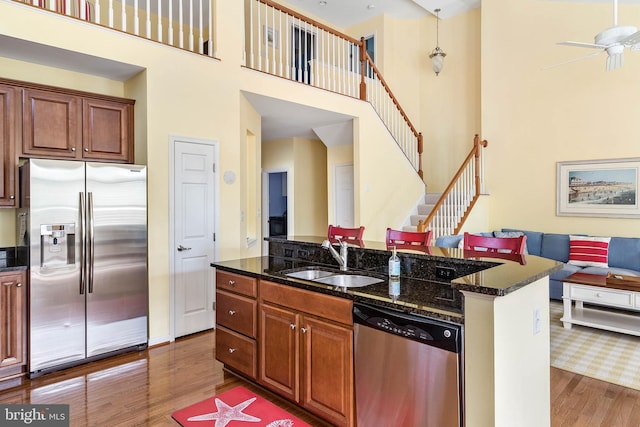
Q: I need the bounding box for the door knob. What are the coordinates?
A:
[177,245,192,252]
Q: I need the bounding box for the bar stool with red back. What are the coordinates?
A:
[327,225,365,245]
[462,232,527,254]
[385,228,433,252]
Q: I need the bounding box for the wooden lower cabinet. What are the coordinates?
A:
[259,280,354,427]
[215,271,258,380]
[0,270,26,380]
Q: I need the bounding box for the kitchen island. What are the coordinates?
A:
[212,236,561,427]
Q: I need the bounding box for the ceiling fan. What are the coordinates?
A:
[552,0,640,71]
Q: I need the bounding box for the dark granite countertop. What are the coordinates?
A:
[211,236,561,324]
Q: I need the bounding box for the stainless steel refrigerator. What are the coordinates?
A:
[17,158,148,377]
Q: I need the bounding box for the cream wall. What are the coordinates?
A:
[422,9,482,192]
[240,94,262,257]
[481,0,640,238]
[293,137,328,236]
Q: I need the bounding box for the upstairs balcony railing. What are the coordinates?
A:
[15,0,423,178]
[15,0,216,56]
[244,0,423,178]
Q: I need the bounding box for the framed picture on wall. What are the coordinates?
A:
[557,158,640,218]
[263,25,279,48]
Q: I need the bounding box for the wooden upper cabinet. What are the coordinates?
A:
[18,81,135,164]
[0,84,17,207]
[82,98,133,162]
[22,88,81,159]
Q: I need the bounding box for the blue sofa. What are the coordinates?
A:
[435,228,640,300]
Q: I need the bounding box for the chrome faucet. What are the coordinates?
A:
[322,238,348,271]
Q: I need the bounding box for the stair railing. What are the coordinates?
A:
[245,0,423,178]
[417,135,488,240]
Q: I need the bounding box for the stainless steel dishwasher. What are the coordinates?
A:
[353,302,463,427]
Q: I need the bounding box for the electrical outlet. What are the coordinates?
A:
[284,249,294,257]
[297,249,309,258]
[533,307,541,335]
[435,266,456,281]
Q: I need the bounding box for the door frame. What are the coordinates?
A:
[168,135,219,341]
[262,168,292,255]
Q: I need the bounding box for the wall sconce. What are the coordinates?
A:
[429,8,446,76]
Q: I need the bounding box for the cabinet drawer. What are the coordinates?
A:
[216,326,256,379]
[216,270,257,298]
[571,285,633,307]
[216,290,257,338]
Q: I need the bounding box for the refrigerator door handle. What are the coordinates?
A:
[80,192,86,295]
[88,191,95,294]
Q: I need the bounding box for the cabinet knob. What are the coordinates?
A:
[228,310,236,316]
[16,283,22,287]
[228,348,236,353]
[84,148,89,152]
[301,327,307,334]
[290,324,296,330]
[228,280,235,286]
[71,147,76,152]
[9,195,14,200]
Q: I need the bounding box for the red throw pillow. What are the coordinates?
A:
[568,235,610,268]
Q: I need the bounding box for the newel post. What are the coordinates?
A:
[473,134,488,196]
[359,37,367,101]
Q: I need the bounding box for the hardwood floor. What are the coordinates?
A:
[0,331,330,427]
[1,330,639,426]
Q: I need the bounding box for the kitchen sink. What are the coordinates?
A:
[312,274,384,288]
[284,268,337,280]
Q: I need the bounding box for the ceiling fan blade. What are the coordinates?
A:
[558,41,607,49]
[622,30,640,46]
[543,50,604,70]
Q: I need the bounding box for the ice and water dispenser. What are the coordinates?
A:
[40,224,75,268]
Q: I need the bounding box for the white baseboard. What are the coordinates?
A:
[148,335,173,347]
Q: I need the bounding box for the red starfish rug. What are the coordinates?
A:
[172,386,313,427]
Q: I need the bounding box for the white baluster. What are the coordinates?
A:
[198,0,203,53]
[257,2,262,71]
[270,6,275,74]
[94,0,100,22]
[207,0,213,56]
[188,0,194,51]
[189,0,194,52]
[179,0,184,49]
[157,0,162,43]
[121,0,125,31]
[134,0,139,35]
[278,11,283,75]
[168,0,174,46]
[285,14,290,79]
[64,0,70,15]
[108,0,113,27]
[146,0,151,38]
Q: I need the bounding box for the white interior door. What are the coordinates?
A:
[172,138,216,338]
[335,163,354,227]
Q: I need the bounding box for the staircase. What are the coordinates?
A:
[416,135,488,240]
[404,193,441,232]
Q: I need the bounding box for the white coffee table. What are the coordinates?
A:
[561,272,640,336]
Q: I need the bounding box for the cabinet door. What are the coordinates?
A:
[22,88,81,158]
[0,272,26,373]
[0,84,17,207]
[82,98,133,163]
[259,303,299,401]
[302,316,354,427]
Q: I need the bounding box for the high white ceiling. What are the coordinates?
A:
[288,0,480,27]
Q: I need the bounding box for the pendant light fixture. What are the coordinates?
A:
[429,8,446,76]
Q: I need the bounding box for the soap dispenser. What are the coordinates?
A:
[388,246,400,279]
